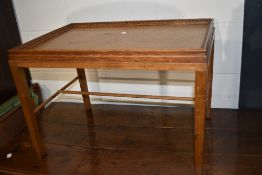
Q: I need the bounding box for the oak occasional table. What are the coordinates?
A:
[9,19,215,175]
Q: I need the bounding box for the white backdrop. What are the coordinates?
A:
[12,0,244,108]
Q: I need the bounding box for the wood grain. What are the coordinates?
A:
[206,42,214,119]
[9,63,45,157]
[8,18,215,175]
[194,71,207,175]
[59,90,194,101]
[2,103,262,175]
[9,19,214,68]
[76,69,92,111]
[34,76,79,113]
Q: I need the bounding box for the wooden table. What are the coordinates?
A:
[9,19,214,175]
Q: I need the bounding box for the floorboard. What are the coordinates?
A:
[0,102,262,175]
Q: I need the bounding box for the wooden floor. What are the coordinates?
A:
[0,102,262,175]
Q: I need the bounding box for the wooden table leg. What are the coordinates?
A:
[10,64,45,157]
[194,71,207,175]
[206,43,214,119]
[76,68,92,111]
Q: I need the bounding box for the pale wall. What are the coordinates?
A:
[12,0,245,108]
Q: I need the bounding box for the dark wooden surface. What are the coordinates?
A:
[0,102,262,175]
[0,107,26,147]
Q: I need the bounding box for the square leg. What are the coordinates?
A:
[10,64,45,157]
[76,68,92,111]
[206,43,214,119]
[194,71,207,175]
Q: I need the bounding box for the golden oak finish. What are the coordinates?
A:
[206,43,214,119]
[9,19,212,72]
[34,76,79,113]
[194,71,207,175]
[59,90,195,101]
[32,25,208,50]
[9,65,45,157]
[76,69,92,111]
[8,19,215,175]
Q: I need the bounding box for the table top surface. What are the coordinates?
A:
[12,19,213,52]
[33,23,208,51]
[9,19,214,71]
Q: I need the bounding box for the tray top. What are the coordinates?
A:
[33,24,208,51]
[13,19,213,52]
[9,19,215,71]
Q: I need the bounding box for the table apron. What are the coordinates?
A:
[9,61,208,71]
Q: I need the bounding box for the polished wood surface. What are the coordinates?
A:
[1,103,262,175]
[8,19,215,175]
[9,19,214,71]
[11,19,211,50]
[0,107,25,147]
[32,25,208,50]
